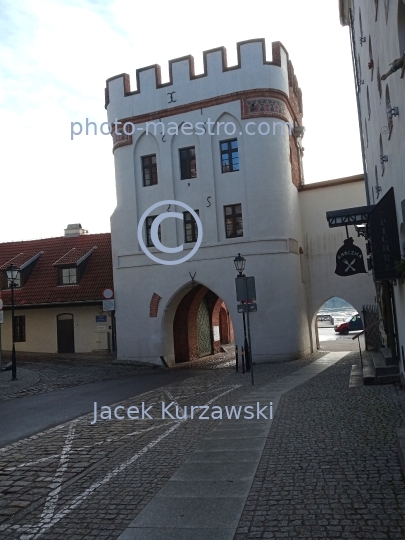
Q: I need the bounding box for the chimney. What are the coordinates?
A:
[64,224,88,237]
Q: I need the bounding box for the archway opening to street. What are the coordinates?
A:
[314,297,364,351]
[172,284,234,363]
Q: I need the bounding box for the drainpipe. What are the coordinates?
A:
[348,8,371,205]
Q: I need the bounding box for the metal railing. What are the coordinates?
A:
[352,317,384,368]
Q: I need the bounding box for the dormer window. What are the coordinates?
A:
[54,247,96,286]
[1,252,42,290]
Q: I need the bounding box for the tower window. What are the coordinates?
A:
[183,210,199,243]
[224,204,243,238]
[179,147,197,180]
[220,140,239,173]
[142,155,158,186]
[146,216,162,248]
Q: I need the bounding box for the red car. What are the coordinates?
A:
[334,314,363,335]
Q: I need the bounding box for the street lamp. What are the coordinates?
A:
[233,254,250,374]
[233,253,246,276]
[6,264,20,381]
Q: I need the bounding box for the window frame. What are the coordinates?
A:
[13,315,26,342]
[224,204,243,239]
[142,154,158,187]
[220,139,239,174]
[183,210,199,243]
[146,215,162,248]
[179,147,197,180]
[59,267,78,285]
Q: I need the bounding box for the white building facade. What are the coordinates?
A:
[105,39,375,366]
[340,0,405,376]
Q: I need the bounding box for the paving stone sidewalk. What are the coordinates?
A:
[235,351,405,539]
[0,353,320,539]
[0,369,40,398]
[1,349,404,539]
[0,350,238,402]
[0,354,161,401]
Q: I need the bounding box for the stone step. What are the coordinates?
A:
[380,347,397,366]
[397,429,405,480]
[372,354,400,376]
[349,364,363,387]
[362,355,400,385]
[362,356,376,386]
[375,373,401,384]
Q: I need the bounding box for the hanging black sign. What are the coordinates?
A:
[335,237,367,276]
[368,187,401,281]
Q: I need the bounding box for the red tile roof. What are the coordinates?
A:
[53,247,96,266]
[0,233,113,307]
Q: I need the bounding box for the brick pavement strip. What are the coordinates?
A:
[1,351,405,539]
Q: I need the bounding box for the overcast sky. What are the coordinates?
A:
[0,0,363,243]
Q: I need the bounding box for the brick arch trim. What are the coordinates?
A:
[149,293,162,317]
[173,285,209,363]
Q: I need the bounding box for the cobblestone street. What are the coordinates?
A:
[0,350,404,539]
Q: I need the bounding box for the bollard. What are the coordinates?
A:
[241,346,245,374]
[235,344,239,372]
[245,343,251,372]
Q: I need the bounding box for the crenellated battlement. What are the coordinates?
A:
[105,39,303,122]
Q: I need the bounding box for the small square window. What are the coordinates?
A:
[220,139,239,173]
[179,147,197,180]
[142,155,158,186]
[61,268,77,284]
[224,204,243,238]
[146,216,162,248]
[183,210,199,243]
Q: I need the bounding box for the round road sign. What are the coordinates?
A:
[102,289,114,299]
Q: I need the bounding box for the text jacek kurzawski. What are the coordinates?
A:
[91,402,273,424]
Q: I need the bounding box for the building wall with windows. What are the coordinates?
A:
[340,0,405,373]
[0,231,114,355]
[105,39,374,365]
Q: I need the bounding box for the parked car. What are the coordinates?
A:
[334,313,363,334]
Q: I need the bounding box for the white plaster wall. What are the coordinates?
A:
[106,41,289,122]
[299,180,376,349]
[352,0,405,371]
[108,40,309,365]
[113,244,310,366]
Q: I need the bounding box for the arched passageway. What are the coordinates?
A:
[173,284,234,363]
[314,296,366,351]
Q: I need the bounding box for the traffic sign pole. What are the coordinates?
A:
[244,277,254,385]
[0,298,3,372]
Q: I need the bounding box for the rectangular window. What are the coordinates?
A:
[179,147,196,180]
[146,216,162,248]
[183,210,199,243]
[224,204,243,238]
[142,154,158,186]
[61,268,77,284]
[220,139,239,173]
[13,315,26,342]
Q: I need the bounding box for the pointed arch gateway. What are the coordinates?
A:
[172,284,234,363]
